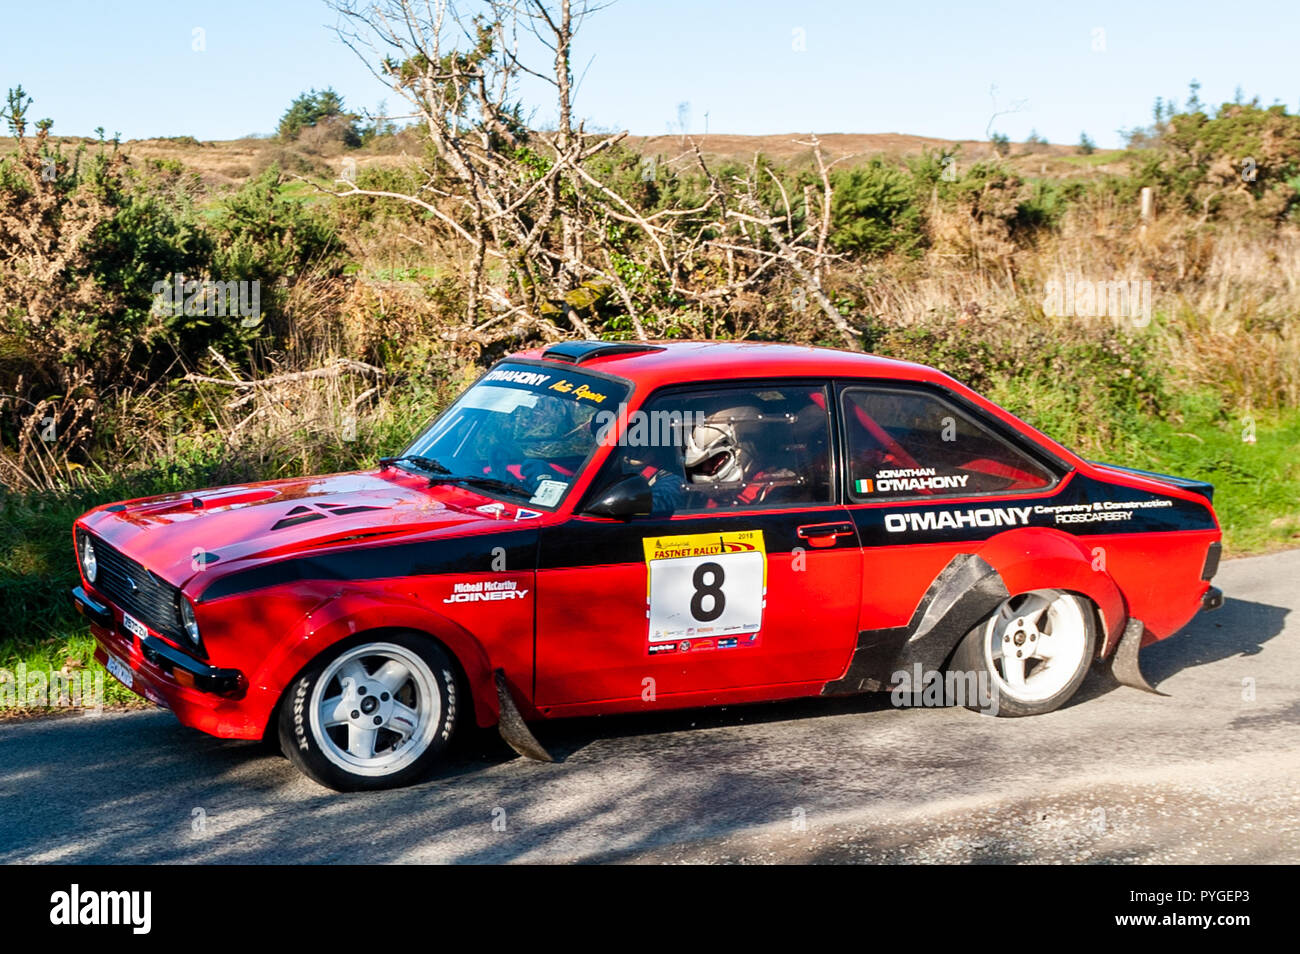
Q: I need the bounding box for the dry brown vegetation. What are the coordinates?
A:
[5,122,1290,479]
[0,128,1112,193]
[2,8,1297,527]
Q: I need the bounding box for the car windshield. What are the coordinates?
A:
[399,363,629,508]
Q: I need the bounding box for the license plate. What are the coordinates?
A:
[105,654,134,689]
[122,613,148,640]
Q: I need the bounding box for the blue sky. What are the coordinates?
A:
[2,0,1296,147]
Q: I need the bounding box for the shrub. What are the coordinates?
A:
[1136,101,1300,221]
[829,158,924,257]
[211,165,342,287]
[0,116,214,483]
[872,313,1170,453]
[277,88,362,148]
[1014,178,1084,234]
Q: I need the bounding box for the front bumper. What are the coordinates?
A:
[70,586,258,737]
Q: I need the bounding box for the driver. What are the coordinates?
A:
[600,411,686,517]
[683,406,754,485]
[683,405,802,505]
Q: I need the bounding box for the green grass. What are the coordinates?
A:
[1057,149,1129,167]
[1,481,158,714]
[277,176,335,204]
[1118,405,1300,553]
[990,382,1300,553]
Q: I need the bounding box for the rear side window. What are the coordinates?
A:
[842,387,1054,501]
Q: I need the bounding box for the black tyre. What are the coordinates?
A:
[950,589,1096,718]
[278,631,458,791]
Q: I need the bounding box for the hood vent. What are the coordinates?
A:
[271,503,385,531]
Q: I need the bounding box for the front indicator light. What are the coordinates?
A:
[179,598,201,648]
[80,536,97,584]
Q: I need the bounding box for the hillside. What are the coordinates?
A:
[0,129,1129,193]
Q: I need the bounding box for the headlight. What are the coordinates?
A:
[80,536,97,584]
[179,598,201,648]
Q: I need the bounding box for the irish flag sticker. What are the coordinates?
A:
[855,478,873,494]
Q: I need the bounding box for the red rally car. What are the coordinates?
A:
[71,341,1223,790]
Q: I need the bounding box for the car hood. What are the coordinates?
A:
[79,470,540,589]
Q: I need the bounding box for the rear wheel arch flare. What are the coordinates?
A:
[975,527,1126,652]
[888,553,1011,677]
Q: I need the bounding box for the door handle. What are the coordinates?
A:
[796,522,856,544]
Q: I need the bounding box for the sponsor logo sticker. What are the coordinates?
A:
[884,506,1032,533]
[643,530,766,646]
[529,479,567,507]
[442,579,529,604]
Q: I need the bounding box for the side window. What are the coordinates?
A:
[589,384,833,516]
[842,387,1054,501]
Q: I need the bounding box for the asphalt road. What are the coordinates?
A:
[2,550,1297,864]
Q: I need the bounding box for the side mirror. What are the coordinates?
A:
[583,474,653,520]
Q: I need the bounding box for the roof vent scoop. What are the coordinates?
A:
[541,341,665,365]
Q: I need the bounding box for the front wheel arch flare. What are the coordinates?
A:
[267,625,480,746]
[259,595,499,734]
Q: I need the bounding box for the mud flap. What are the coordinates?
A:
[494,669,555,762]
[1107,618,1167,695]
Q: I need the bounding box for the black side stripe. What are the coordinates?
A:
[537,507,854,570]
[197,530,540,602]
[847,473,1215,547]
[196,475,1214,601]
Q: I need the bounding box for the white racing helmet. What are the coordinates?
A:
[683,406,759,484]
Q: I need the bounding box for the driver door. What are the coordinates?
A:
[533,381,863,708]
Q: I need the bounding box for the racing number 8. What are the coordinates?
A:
[690,562,726,622]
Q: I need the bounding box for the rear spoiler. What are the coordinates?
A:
[1090,462,1214,503]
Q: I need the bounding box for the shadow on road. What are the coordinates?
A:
[1141,596,1289,682]
[0,689,927,864]
[1073,595,1289,705]
[532,691,894,762]
[0,596,1287,864]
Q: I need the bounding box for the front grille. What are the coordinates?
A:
[77,529,184,641]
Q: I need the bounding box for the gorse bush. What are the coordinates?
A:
[872,313,1171,453]
[1135,101,1300,221]
[211,165,343,306]
[0,122,221,484]
[1014,178,1083,234]
[0,93,355,487]
[830,159,924,257]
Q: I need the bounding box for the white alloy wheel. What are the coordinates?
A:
[982,589,1090,705]
[308,642,443,778]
